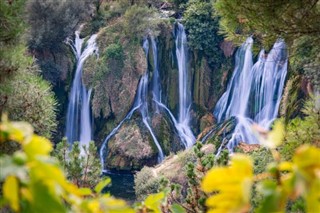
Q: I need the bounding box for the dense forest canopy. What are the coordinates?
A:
[0,0,319,212]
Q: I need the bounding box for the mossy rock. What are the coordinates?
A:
[150,112,184,155]
[105,116,158,171]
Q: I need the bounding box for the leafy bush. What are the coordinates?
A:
[280,97,320,160]
[214,0,320,47]
[290,36,320,90]
[123,5,160,42]
[0,0,57,142]
[134,167,161,201]
[183,0,224,68]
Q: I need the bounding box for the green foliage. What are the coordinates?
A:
[105,43,124,60]
[0,0,28,81]
[0,0,26,43]
[290,36,320,90]
[202,114,320,213]
[168,0,189,11]
[0,64,57,139]
[134,167,161,201]
[280,97,320,161]
[0,0,57,142]
[123,5,160,42]
[183,0,224,67]
[0,117,135,212]
[214,0,320,47]
[53,138,101,188]
[86,0,131,33]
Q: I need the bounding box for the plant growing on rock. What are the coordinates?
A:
[183,0,224,68]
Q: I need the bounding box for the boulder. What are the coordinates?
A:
[106,117,158,171]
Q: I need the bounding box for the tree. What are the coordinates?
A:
[53,138,101,188]
[214,0,320,47]
[0,0,57,140]
[0,0,27,82]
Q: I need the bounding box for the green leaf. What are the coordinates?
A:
[170,203,186,213]
[94,178,111,193]
[30,181,66,213]
[79,188,92,196]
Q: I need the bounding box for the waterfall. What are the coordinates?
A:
[150,37,161,112]
[66,32,98,154]
[153,23,195,148]
[214,38,288,150]
[174,23,196,148]
[100,39,164,171]
[138,73,164,163]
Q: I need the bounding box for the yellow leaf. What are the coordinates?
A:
[21,188,33,202]
[278,162,293,172]
[87,200,100,212]
[100,196,135,213]
[291,145,320,211]
[4,175,20,211]
[144,192,165,213]
[202,154,253,213]
[23,135,52,157]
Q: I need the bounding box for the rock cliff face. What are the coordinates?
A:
[87,22,233,170]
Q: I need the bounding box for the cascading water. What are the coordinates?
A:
[66,32,98,153]
[100,39,164,171]
[138,73,164,163]
[154,23,195,148]
[214,38,288,150]
[174,23,196,148]
[150,37,161,112]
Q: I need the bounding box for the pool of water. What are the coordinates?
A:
[103,172,136,203]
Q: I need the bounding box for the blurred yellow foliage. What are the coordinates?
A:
[202,154,253,213]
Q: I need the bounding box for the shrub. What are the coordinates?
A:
[183,0,224,68]
[105,43,124,60]
[134,167,161,201]
[53,138,101,189]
